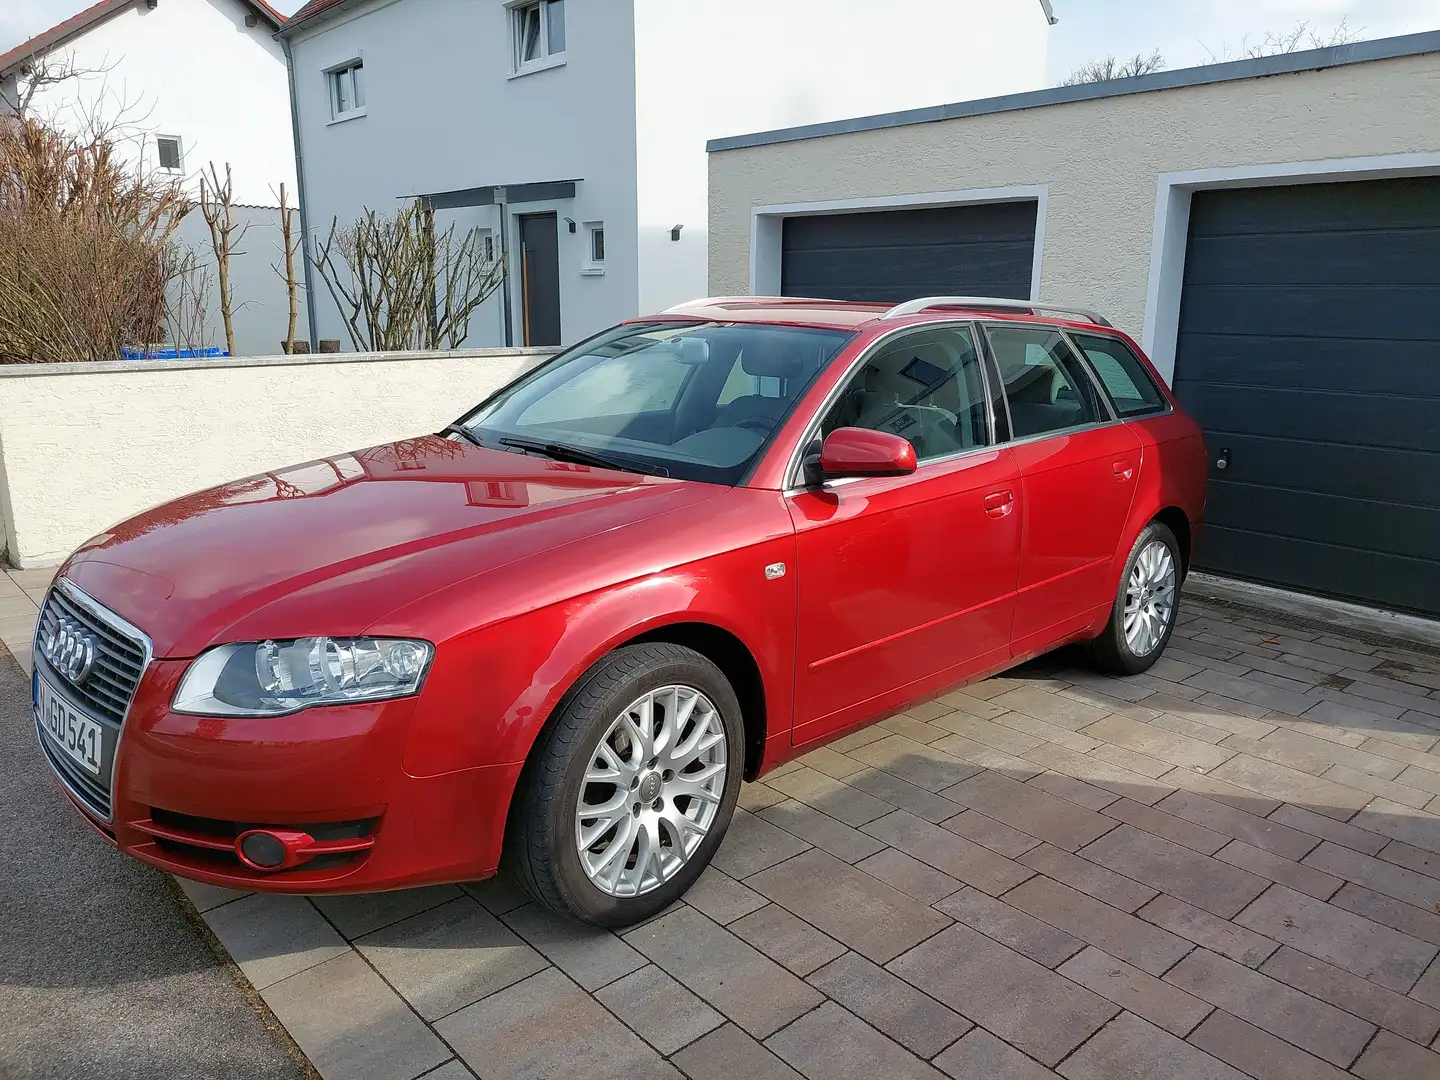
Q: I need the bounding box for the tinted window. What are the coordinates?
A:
[1071,332,1167,417]
[821,325,989,462]
[984,324,1107,438]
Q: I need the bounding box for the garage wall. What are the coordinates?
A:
[708,50,1440,356]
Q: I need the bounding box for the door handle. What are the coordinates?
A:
[983,490,1014,518]
[1112,459,1136,482]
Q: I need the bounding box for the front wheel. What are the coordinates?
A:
[1088,521,1182,675]
[504,643,744,927]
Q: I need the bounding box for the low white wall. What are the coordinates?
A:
[0,348,554,567]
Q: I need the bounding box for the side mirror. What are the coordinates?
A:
[810,427,917,482]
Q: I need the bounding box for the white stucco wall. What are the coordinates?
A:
[287,0,639,350]
[632,0,1050,316]
[14,0,296,205]
[0,349,552,565]
[708,50,1440,367]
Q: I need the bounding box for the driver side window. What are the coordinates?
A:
[820,325,990,463]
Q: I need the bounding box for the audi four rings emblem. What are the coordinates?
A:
[42,616,98,686]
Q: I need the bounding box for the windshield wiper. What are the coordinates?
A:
[497,435,668,477]
[440,423,482,446]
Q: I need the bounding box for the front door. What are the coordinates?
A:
[981,322,1141,651]
[788,324,1023,747]
[519,212,561,346]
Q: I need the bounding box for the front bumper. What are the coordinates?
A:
[40,654,522,893]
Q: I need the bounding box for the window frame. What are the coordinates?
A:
[327,59,366,123]
[508,0,566,77]
[155,135,183,174]
[976,320,1120,446]
[1064,329,1172,420]
[581,220,605,275]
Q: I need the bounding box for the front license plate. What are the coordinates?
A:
[36,672,104,776]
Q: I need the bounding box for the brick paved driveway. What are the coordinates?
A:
[9,566,1440,1080]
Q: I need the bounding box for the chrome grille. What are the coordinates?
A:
[36,584,146,725]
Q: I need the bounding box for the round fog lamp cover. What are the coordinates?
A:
[237,829,307,870]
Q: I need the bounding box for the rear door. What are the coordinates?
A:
[981,322,1142,654]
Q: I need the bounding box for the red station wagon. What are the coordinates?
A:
[34,296,1206,926]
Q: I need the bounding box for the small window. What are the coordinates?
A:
[329,60,365,120]
[589,225,604,263]
[156,136,182,172]
[581,220,604,274]
[1070,332,1167,417]
[820,326,990,463]
[984,324,1107,439]
[511,0,565,72]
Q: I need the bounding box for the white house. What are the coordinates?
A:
[281,0,1054,350]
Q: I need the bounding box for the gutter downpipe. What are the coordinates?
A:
[280,31,321,350]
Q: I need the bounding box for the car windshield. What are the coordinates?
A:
[456,321,854,484]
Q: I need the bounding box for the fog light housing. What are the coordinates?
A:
[236,828,314,871]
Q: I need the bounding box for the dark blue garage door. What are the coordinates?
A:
[780,201,1037,302]
[1173,177,1440,617]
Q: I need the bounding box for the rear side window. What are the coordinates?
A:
[983,324,1107,439]
[1070,332,1167,417]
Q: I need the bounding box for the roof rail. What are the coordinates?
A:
[879,296,1113,327]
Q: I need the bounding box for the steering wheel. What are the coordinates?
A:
[733,415,777,435]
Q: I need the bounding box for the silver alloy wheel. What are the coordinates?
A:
[575,684,727,897]
[1124,539,1177,657]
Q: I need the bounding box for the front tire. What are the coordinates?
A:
[505,643,744,928]
[1089,521,1182,675]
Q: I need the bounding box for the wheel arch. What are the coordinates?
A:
[1152,505,1192,574]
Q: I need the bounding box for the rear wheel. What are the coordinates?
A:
[1089,521,1181,675]
[505,643,744,927]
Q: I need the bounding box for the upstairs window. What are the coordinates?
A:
[511,0,565,73]
[328,60,365,121]
[156,135,183,172]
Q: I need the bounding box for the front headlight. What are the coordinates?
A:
[172,637,434,717]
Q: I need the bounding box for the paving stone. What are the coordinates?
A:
[260,950,451,1080]
[1351,799,1440,855]
[1216,733,1332,775]
[730,904,847,977]
[930,1030,1057,1080]
[746,848,951,964]
[739,781,788,812]
[765,1001,945,1080]
[420,1062,477,1080]
[502,903,647,991]
[710,807,811,879]
[862,809,1034,897]
[992,686,1110,730]
[1325,762,1433,809]
[828,725,892,754]
[857,734,978,792]
[766,766,895,826]
[1259,945,1440,1044]
[1022,743,1174,805]
[1141,694,1277,740]
[1058,947,1212,1036]
[1090,743,1174,778]
[941,808,1042,858]
[461,871,531,915]
[798,745,870,779]
[855,847,964,904]
[1268,803,1388,854]
[1155,790,1318,860]
[1062,672,1162,706]
[929,711,1047,756]
[623,906,821,1038]
[941,771,1117,852]
[759,799,888,864]
[681,866,768,925]
[313,885,463,939]
[1260,727,1406,778]
[1138,895,1278,967]
[1103,797,1228,854]
[594,964,724,1055]
[1303,841,1440,911]
[927,733,1043,781]
[670,1024,803,1080]
[202,893,349,990]
[1209,755,1371,820]
[1304,699,1439,752]
[1079,824,1268,918]
[1003,874,1191,975]
[1184,671,1314,715]
[1085,714,1235,772]
[806,951,971,1059]
[173,876,250,914]
[888,922,1119,1066]
[1025,770,1120,810]
[1331,881,1440,947]
[904,698,958,723]
[1398,765,1440,797]
[436,968,679,1080]
[1056,1011,1245,1080]
[842,767,962,823]
[938,688,1010,718]
[937,887,1085,967]
[1186,1009,1351,1080]
[355,896,549,1021]
[1165,768,1285,817]
[1018,842,1156,912]
[1162,948,1375,1066]
[996,711,1105,754]
[1360,737,1440,776]
[1148,712,1232,744]
[1381,838,1440,880]
[1213,840,1341,899]
[1234,883,1437,992]
[1351,1030,1440,1080]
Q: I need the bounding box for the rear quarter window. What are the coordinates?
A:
[1070,332,1168,418]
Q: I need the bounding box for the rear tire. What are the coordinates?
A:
[1088,521,1182,675]
[504,643,744,928]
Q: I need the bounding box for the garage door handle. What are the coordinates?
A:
[983,490,1014,518]
[1112,460,1136,482]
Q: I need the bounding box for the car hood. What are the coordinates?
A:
[61,437,719,657]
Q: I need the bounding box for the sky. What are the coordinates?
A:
[2,0,1438,84]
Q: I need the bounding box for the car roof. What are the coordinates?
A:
[649,297,1116,334]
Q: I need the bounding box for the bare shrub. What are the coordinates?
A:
[1062,50,1165,85]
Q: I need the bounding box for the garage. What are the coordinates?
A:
[1172,177,1440,617]
[780,201,1037,301]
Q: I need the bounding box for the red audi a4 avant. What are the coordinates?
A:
[35,296,1205,926]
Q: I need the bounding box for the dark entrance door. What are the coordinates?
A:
[519,212,561,346]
